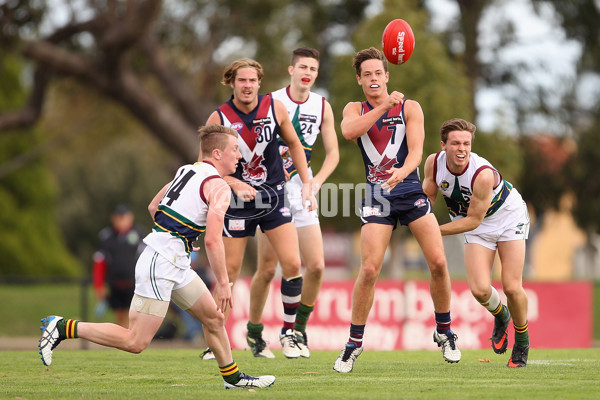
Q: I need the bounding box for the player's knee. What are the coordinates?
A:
[306,260,325,277]
[280,258,302,276]
[427,255,448,276]
[203,311,225,333]
[470,285,490,302]
[360,262,380,285]
[124,335,151,354]
[257,262,277,281]
[502,282,524,299]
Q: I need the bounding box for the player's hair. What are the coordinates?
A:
[221,58,264,85]
[352,47,388,76]
[291,47,320,66]
[440,118,477,143]
[198,124,238,158]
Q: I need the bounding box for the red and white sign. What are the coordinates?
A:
[225,280,592,350]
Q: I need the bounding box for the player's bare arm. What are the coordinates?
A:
[340,92,404,141]
[275,99,317,211]
[422,154,439,205]
[148,182,171,218]
[311,100,339,192]
[203,177,233,313]
[382,100,424,192]
[222,175,257,201]
[439,168,495,236]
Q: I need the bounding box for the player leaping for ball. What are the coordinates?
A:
[422,118,530,368]
[333,47,461,373]
[39,124,275,389]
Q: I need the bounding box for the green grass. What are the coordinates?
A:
[1,348,599,399]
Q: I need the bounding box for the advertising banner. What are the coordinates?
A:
[225,280,592,350]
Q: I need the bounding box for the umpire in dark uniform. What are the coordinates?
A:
[92,204,146,327]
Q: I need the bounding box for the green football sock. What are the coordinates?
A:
[294,303,314,332]
[514,321,529,346]
[247,321,264,339]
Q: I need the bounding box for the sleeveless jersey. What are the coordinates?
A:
[433,151,523,234]
[358,100,421,197]
[271,86,325,177]
[143,161,219,268]
[216,95,286,201]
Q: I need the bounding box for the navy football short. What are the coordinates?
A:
[360,190,432,229]
[223,194,293,237]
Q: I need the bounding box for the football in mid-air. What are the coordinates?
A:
[381,19,415,65]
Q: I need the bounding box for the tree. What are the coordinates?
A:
[0,0,371,274]
[0,54,80,277]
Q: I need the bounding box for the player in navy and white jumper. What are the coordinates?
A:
[333,47,461,373]
[205,58,317,359]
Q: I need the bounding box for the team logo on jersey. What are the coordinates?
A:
[230,122,244,132]
[440,181,449,190]
[367,156,398,184]
[414,198,427,208]
[241,154,268,186]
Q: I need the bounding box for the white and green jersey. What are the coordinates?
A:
[271,86,325,177]
[433,151,524,234]
[143,161,220,268]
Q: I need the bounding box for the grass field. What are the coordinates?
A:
[1,347,599,399]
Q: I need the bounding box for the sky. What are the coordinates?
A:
[427,0,582,134]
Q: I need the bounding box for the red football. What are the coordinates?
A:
[381,19,415,65]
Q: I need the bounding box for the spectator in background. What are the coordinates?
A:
[93,204,146,327]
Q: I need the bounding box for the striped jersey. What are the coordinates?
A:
[216,95,286,200]
[143,161,219,268]
[358,100,421,197]
[433,151,522,233]
[271,86,325,177]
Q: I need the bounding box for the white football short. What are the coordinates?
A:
[134,246,207,305]
[285,173,319,228]
[464,200,530,251]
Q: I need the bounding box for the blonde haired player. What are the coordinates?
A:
[39,124,276,389]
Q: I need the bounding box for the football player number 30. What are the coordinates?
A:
[255,126,273,143]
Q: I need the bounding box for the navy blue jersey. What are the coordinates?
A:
[217,95,286,202]
[358,101,421,198]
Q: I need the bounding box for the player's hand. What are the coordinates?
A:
[230,180,257,202]
[214,282,233,314]
[385,91,404,110]
[302,181,318,211]
[381,168,406,193]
